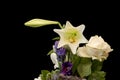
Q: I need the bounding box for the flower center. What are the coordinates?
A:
[69,33,77,43]
[69,38,75,43]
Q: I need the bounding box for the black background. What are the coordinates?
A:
[3,1,119,80]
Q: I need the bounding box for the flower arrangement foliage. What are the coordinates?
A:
[24,18,113,80]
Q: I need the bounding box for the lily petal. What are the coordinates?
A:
[76,24,85,33]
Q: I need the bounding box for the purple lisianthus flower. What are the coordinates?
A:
[61,62,73,76]
[54,41,59,50]
[54,41,66,56]
[53,41,66,62]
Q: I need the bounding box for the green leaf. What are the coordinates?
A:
[91,60,103,72]
[24,19,59,27]
[41,70,50,80]
[50,70,60,80]
[47,49,54,55]
[72,55,81,74]
[52,37,60,40]
[77,57,92,78]
[88,71,106,80]
[46,73,51,80]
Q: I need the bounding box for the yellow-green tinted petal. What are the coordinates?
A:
[69,43,79,54]
[65,21,74,29]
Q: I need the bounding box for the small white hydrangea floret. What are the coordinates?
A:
[50,53,59,69]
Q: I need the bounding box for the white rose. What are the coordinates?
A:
[86,35,113,53]
[77,35,113,61]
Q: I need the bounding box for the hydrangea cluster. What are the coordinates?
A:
[25,19,113,80]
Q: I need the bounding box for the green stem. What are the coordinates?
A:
[58,22,63,29]
[68,52,70,62]
[59,62,62,71]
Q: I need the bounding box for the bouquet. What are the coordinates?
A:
[24,19,113,80]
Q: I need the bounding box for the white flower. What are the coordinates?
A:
[34,76,41,80]
[50,53,59,69]
[86,35,113,53]
[53,21,88,54]
[77,35,113,61]
[77,46,91,58]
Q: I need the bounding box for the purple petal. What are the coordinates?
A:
[61,62,73,76]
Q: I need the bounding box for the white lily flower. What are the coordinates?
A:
[77,35,113,61]
[50,53,59,69]
[54,21,88,54]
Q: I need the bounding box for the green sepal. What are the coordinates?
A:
[52,37,60,40]
[47,49,54,55]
